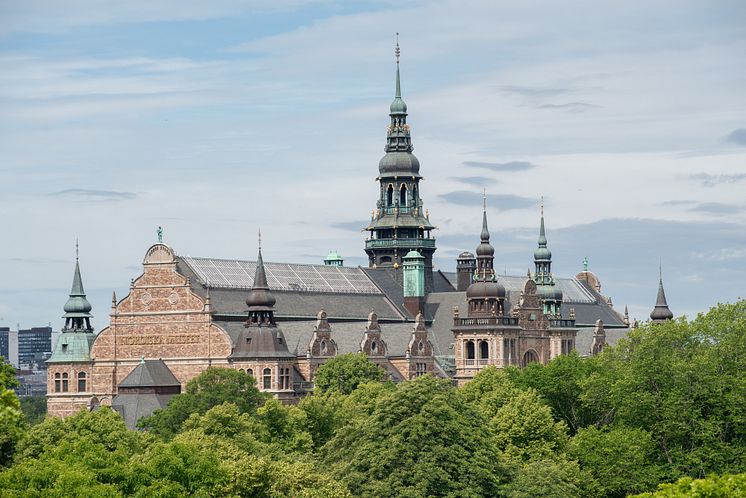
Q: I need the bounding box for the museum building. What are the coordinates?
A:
[47,44,673,424]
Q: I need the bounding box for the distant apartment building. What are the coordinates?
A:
[18,326,53,369]
[0,327,9,362]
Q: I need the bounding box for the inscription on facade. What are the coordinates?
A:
[119,335,200,346]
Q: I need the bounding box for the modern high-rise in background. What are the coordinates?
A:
[0,327,9,361]
[18,326,52,369]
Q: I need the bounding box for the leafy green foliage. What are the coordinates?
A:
[138,367,268,438]
[312,353,386,395]
[19,395,47,425]
[0,359,19,390]
[322,375,502,497]
[632,473,746,497]
[0,301,743,496]
[0,387,26,467]
[569,425,661,497]
[582,302,746,479]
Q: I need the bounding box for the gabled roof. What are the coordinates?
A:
[118,359,181,388]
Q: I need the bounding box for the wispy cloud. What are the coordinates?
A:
[537,102,599,112]
[689,202,741,215]
[499,85,568,98]
[462,161,537,172]
[689,173,746,187]
[661,200,698,206]
[439,191,535,210]
[726,128,746,146]
[50,189,138,201]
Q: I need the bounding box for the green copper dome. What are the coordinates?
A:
[379,151,420,175]
[325,250,343,261]
[538,284,563,301]
[533,246,552,260]
[404,250,424,259]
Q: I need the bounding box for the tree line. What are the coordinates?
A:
[0,299,744,497]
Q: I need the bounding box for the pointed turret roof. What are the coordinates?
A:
[534,198,551,261]
[63,259,92,318]
[245,243,276,310]
[650,266,674,322]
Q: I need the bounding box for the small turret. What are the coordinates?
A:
[533,199,562,315]
[650,265,674,323]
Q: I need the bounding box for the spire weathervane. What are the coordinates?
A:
[157,226,163,243]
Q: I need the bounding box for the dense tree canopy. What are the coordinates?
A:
[312,353,386,395]
[0,300,744,496]
[138,367,268,438]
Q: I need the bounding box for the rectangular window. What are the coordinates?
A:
[415,362,427,377]
[62,373,69,393]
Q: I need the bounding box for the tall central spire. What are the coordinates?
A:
[475,198,496,282]
[364,36,436,293]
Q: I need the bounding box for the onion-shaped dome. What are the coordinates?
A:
[246,248,276,309]
[538,284,563,302]
[476,241,495,257]
[404,250,424,260]
[458,251,475,260]
[379,151,420,175]
[534,246,552,261]
[466,280,506,299]
[390,97,407,114]
[64,295,92,314]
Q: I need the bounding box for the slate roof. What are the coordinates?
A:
[118,359,181,388]
[574,327,628,357]
[217,319,442,359]
[112,393,176,430]
[177,259,405,321]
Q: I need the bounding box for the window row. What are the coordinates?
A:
[237,367,292,391]
[53,371,87,393]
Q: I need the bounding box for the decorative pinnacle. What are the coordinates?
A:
[583,256,589,272]
[157,226,163,243]
[395,33,400,64]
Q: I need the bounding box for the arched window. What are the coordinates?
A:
[412,185,418,207]
[386,184,394,206]
[371,340,378,354]
[320,339,327,355]
[418,340,425,353]
[466,341,475,360]
[54,373,61,393]
[77,372,87,392]
[247,368,253,377]
[262,368,271,390]
[523,350,539,367]
[62,373,69,392]
[399,184,407,206]
[238,368,245,373]
[479,341,489,361]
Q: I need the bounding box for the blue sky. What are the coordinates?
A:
[1,0,745,330]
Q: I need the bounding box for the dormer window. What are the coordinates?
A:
[246,338,252,344]
[278,338,283,345]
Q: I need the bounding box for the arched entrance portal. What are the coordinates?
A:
[522,349,540,367]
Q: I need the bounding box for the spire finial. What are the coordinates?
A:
[75,238,79,261]
[395,33,400,64]
[258,228,262,251]
[541,196,544,217]
[659,259,662,283]
[483,188,487,211]
[583,256,589,272]
[157,226,163,243]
